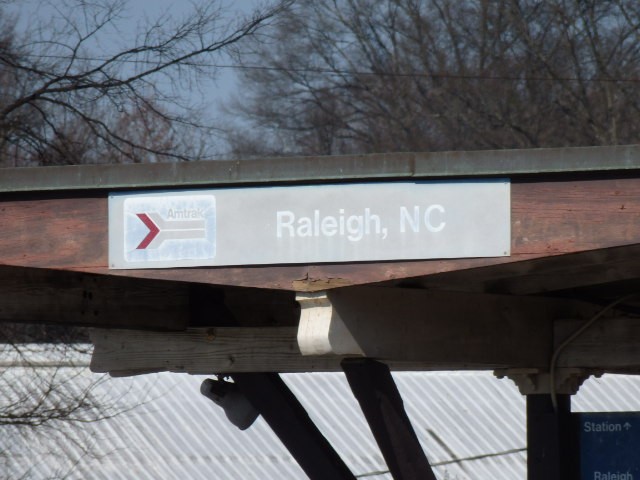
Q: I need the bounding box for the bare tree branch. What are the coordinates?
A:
[224,0,640,157]
[0,0,291,166]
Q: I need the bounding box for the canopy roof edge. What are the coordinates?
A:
[2,144,640,193]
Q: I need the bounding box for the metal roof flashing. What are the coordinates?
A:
[1,145,640,193]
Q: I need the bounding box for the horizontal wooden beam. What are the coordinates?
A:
[401,244,640,297]
[91,288,609,375]
[0,266,299,330]
[3,175,640,290]
[90,327,345,375]
[92,318,640,376]
[91,324,552,376]
[554,317,640,371]
[297,287,600,369]
[0,265,189,330]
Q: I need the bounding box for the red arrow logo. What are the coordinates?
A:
[136,213,160,249]
[135,212,207,250]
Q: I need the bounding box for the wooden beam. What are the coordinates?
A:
[0,266,299,331]
[297,287,600,369]
[188,284,298,328]
[0,265,188,330]
[91,325,533,376]
[91,289,606,375]
[231,373,356,480]
[3,176,640,290]
[89,327,346,375]
[342,359,437,480]
[399,244,640,297]
[554,317,640,371]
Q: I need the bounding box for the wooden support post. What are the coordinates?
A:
[231,372,355,480]
[527,394,574,480]
[342,359,437,480]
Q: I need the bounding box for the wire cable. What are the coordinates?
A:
[9,52,640,84]
[549,293,639,411]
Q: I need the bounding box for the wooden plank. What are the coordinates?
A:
[188,284,299,328]
[89,327,346,375]
[0,194,107,269]
[91,290,603,375]
[230,373,356,480]
[342,359,437,480]
[511,178,640,255]
[396,244,640,296]
[3,176,640,290]
[306,287,601,369]
[89,325,535,376]
[0,266,298,330]
[554,317,640,371]
[91,327,540,377]
[0,265,188,330]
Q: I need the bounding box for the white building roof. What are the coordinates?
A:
[2,358,640,479]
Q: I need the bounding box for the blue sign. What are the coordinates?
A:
[576,412,640,480]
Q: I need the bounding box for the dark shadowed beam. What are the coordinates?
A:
[342,359,437,480]
[305,287,601,369]
[0,265,298,330]
[0,265,189,330]
[231,373,356,480]
[527,395,574,480]
[390,244,640,297]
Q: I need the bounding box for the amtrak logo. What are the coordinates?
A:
[135,211,207,249]
[123,195,216,263]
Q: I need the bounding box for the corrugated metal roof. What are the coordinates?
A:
[1,145,640,193]
[2,361,640,479]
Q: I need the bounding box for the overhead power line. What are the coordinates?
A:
[355,447,527,478]
[11,52,640,84]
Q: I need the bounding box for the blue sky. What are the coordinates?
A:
[122,0,260,107]
[9,0,262,123]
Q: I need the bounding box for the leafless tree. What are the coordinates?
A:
[0,1,290,476]
[0,0,290,166]
[0,323,135,478]
[225,0,640,157]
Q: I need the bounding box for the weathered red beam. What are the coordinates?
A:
[1,177,639,291]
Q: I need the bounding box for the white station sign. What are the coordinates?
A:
[108,181,510,269]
